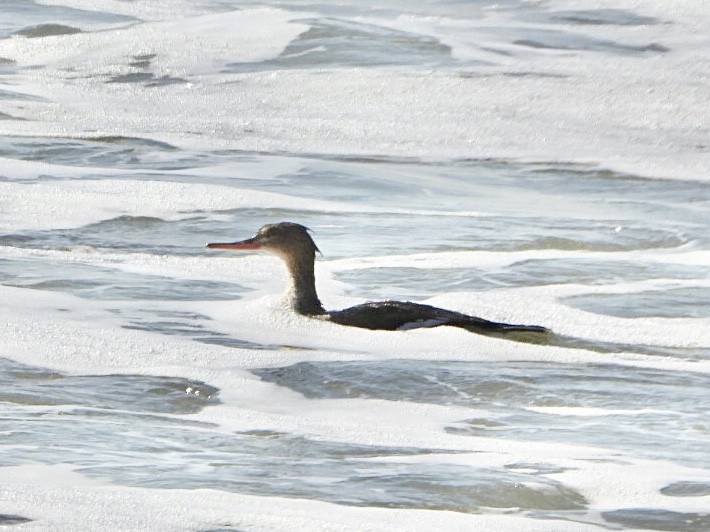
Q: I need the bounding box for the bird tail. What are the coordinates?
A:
[455,317,551,337]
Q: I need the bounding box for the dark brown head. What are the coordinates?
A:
[207,222,324,315]
[206,222,320,261]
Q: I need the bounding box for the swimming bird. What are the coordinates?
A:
[206,222,549,336]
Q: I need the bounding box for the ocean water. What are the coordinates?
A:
[1,0,709,530]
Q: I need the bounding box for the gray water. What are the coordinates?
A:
[1,0,710,530]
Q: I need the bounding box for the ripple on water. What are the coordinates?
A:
[563,287,710,319]
[601,509,710,531]
[0,514,32,525]
[661,481,710,497]
[226,18,457,73]
[13,23,81,38]
[0,357,591,517]
[0,136,212,170]
[0,258,245,301]
[253,360,710,467]
[0,1,135,39]
[0,357,219,414]
[548,9,661,26]
[490,258,706,288]
[82,432,588,514]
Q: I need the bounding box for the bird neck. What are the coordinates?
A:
[283,253,324,316]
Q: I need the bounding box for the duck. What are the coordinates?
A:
[207,222,549,336]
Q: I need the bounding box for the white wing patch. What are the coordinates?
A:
[397,318,451,331]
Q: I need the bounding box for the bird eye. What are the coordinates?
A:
[257,228,274,242]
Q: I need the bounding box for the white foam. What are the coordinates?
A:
[0,1,708,180]
[0,178,375,231]
[0,156,120,181]
[328,248,686,272]
[553,458,710,514]
[0,177,494,232]
[367,451,710,516]
[2,273,707,459]
[2,2,709,528]
[35,0,234,22]
[442,284,710,350]
[525,406,670,417]
[0,8,307,73]
[0,463,597,532]
[4,242,709,360]
[1,248,708,529]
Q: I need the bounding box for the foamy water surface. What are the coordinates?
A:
[1,1,709,530]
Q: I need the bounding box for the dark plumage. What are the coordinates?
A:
[207,222,549,336]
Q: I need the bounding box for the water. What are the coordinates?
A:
[1,1,709,530]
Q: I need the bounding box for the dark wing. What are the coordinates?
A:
[327,300,549,334]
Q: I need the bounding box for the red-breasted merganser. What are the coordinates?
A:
[207,222,549,335]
